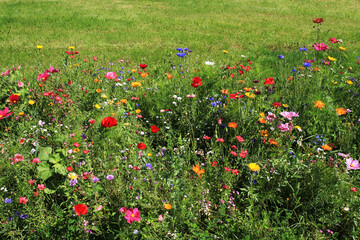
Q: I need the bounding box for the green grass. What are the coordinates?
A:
[0,0,359,67]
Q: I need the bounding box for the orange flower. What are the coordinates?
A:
[228,122,237,128]
[259,118,266,124]
[336,108,347,115]
[94,78,101,83]
[260,130,268,137]
[96,89,102,93]
[167,74,173,79]
[164,204,172,210]
[268,138,278,146]
[192,165,205,178]
[314,67,319,71]
[314,100,325,110]
[244,87,252,92]
[140,72,148,78]
[287,76,293,81]
[120,99,128,104]
[221,89,229,95]
[321,145,332,151]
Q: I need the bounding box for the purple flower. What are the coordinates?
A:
[106,175,114,180]
[20,214,28,219]
[92,177,100,183]
[4,198,12,203]
[69,179,78,186]
[145,163,152,169]
[346,158,360,170]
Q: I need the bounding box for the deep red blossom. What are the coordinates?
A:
[101,117,118,128]
[151,125,160,133]
[74,204,88,216]
[137,142,147,150]
[264,77,275,85]
[9,94,20,104]
[140,64,148,69]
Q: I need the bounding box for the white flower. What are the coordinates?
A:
[204,61,215,66]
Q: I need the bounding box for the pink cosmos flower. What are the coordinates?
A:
[345,158,360,170]
[18,81,25,87]
[0,107,13,120]
[96,205,103,211]
[37,184,46,191]
[37,72,49,81]
[105,72,117,79]
[266,112,277,122]
[338,153,351,158]
[120,207,128,214]
[312,42,328,51]
[277,122,294,132]
[158,215,164,222]
[124,208,141,224]
[329,38,339,43]
[280,111,299,121]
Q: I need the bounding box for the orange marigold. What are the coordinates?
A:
[269,138,278,146]
[336,108,347,115]
[314,100,325,110]
[192,165,205,178]
[259,118,266,124]
[321,145,332,151]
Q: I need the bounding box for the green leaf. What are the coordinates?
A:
[49,153,61,164]
[37,162,53,181]
[38,147,53,160]
[53,163,67,176]
[44,188,56,194]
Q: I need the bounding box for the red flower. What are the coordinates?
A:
[203,136,211,140]
[313,18,324,23]
[211,161,218,167]
[101,117,118,128]
[73,143,80,147]
[83,150,89,154]
[216,138,224,142]
[74,204,88,216]
[151,125,160,133]
[273,102,282,109]
[66,167,73,172]
[232,169,239,175]
[264,77,275,85]
[224,167,231,172]
[9,94,20,104]
[191,77,202,88]
[140,64,148,69]
[351,187,357,192]
[236,135,244,142]
[137,142,147,150]
[221,184,229,189]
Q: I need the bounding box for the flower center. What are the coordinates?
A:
[131,214,134,217]
[0,115,2,118]
[351,164,354,167]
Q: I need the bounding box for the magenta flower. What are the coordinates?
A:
[346,158,360,170]
[266,112,277,122]
[312,42,328,51]
[0,107,13,120]
[105,72,117,79]
[280,111,299,121]
[124,208,141,224]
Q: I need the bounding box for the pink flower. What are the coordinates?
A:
[32,158,41,163]
[266,112,277,122]
[119,207,128,214]
[28,180,36,185]
[14,154,24,163]
[158,215,164,222]
[105,72,117,79]
[124,208,141,224]
[216,138,224,142]
[329,38,339,43]
[93,57,98,61]
[19,197,28,204]
[346,158,360,170]
[280,111,299,121]
[236,136,244,142]
[18,81,24,87]
[37,184,46,191]
[96,205,103,211]
[37,72,49,81]
[312,42,328,51]
[277,122,294,132]
[0,107,13,120]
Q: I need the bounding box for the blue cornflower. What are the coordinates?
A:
[81,134,87,139]
[300,47,307,51]
[188,50,193,52]
[145,163,152,169]
[208,97,214,101]
[211,102,217,106]
[303,62,311,67]
[176,53,186,57]
[278,55,284,59]
[176,48,183,52]
[4,198,12,203]
[20,214,28,219]
[184,48,189,51]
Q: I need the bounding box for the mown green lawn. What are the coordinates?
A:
[0,0,359,67]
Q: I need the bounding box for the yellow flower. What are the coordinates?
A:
[245,92,255,98]
[283,104,289,108]
[36,45,43,49]
[346,80,353,85]
[332,81,337,84]
[259,112,265,117]
[18,112,24,116]
[108,100,114,105]
[248,163,260,172]
[94,104,101,109]
[73,148,80,153]
[28,100,35,105]
[328,56,336,61]
[111,113,115,117]
[223,50,229,53]
[135,109,141,114]
[69,46,75,49]
[131,69,137,73]
[244,87,252,92]
[101,94,107,98]
[147,153,152,157]
[68,172,78,180]
[96,89,102,93]
[131,82,141,88]
[339,46,346,51]
[124,123,130,126]
[238,80,245,83]
[164,204,172,210]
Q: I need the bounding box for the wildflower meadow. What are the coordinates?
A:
[1,2,360,239]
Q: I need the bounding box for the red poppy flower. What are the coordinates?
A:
[140,64,148,69]
[264,77,275,85]
[203,136,211,140]
[151,125,160,133]
[191,77,202,88]
[89,119,95,124]
[74,204,88,216]
[9,94,20,104]
[137,142,147,150]
[66,167,73,172]
[101,117,118,128]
